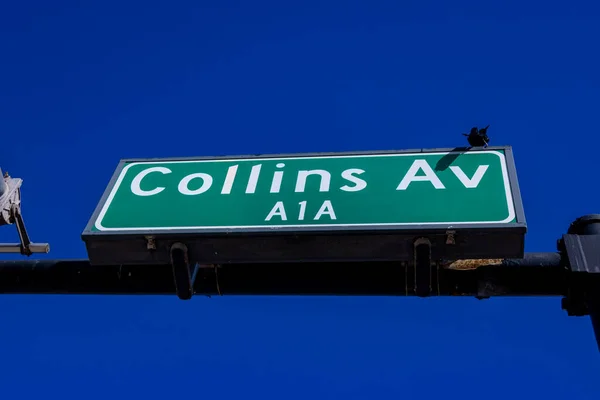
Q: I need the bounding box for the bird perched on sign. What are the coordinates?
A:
[463,125,490,148]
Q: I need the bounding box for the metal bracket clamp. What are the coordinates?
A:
[559,215,600,316]
[413,238,437,297]
[558,214,600,351]
[0,171,49,256]
[170,243,199,300]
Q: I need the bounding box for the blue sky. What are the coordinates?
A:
[1,1,600,398]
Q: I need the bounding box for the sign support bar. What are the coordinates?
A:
[0,252,568,297]
[0,250,596,349]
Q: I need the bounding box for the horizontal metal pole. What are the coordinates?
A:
[0,243,50,254]
[0,253,567,296]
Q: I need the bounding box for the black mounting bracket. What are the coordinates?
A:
[170,243,199,300]
[411,238,438,297]
[558,215,600,350]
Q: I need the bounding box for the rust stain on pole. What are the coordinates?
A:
[443,259,504,270]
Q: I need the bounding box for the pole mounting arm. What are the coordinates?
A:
[0,171,49,256]
[10,203,33,256]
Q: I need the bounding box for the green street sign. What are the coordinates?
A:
[91,150,517,230]
[83,147,526,266]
